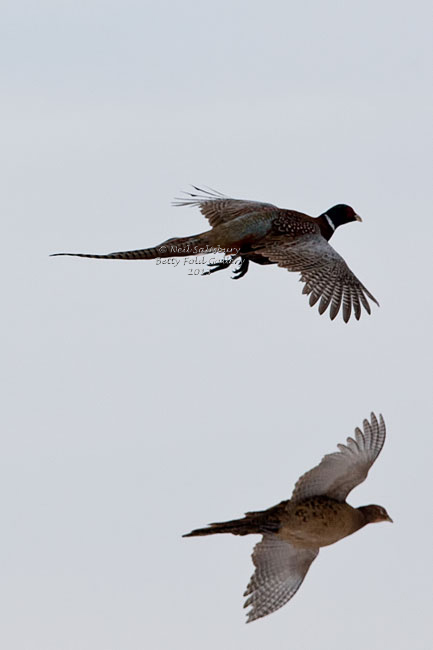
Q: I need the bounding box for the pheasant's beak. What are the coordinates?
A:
[385,514,393,523]
[355,214,363,222]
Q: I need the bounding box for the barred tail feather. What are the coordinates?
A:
[183,502,288,538]
[183,516,259,538]
[51,233,212,261]
[50,247,162,260]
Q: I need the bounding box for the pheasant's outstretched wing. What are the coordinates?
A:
[291,413,386,504]
[244,534,319,622]
[258,233,379,322]
[173,186,278,228]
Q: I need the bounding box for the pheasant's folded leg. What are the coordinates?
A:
[203,256,235,276]
[231,257,250,280]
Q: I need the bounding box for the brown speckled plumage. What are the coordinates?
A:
[184,413,391,622]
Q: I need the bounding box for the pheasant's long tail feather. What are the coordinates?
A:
[183,517,260,537]
[51,234,211,261]
[183,501,289,538]
[51,248,161,260]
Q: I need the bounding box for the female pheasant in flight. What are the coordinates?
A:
[53,187,379,322]
[184,413,391,622]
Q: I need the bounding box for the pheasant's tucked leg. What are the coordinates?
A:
[203,256,235,276]
[231,257,250,280]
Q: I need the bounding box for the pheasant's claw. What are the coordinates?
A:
[231,257,250,280]
[203,257,234,276]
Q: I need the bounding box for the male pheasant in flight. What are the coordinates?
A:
[184,413,391,622]
[53,187,379,322]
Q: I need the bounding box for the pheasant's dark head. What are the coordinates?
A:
[317,204,362,240]
[324,204,362,229]
[358,504,393,524]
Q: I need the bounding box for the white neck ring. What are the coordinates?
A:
[324,214,335,231]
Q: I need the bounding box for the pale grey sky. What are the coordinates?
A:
[1,1,432,649]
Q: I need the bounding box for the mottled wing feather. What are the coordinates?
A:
[291,413,386,503]
[173,186,278,228]
[259,233,379,322]
[244,535,319,622]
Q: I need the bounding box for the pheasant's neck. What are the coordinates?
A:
[315,214,336,241]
